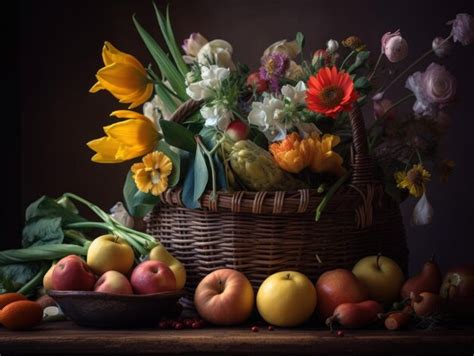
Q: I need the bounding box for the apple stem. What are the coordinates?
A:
[376,253,382,270]
[286,273,291,279]
[218,279,224,293]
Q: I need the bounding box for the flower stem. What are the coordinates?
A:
[368,52,384,81]
[340,50,356,70]
[315,170,351,221]
[373,34,453,98]
[65,222,110,231]
[64,230,91,247]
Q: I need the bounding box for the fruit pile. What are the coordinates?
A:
[44,236,184,295]
[190,256,474,331]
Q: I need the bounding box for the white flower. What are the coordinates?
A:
[110,202,134,228]
[182,32,208,63]
[248,95,287,141]
[197,40,236,70]
[326,39,339,54]
[185,65,230,101]
[262,39,301,60]
[281,81,307,105]
[412,193,434,226]
[200,103,233,131]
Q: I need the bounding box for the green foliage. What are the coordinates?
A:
[156,140,181,187]
[123,171,160,218]
[348,51,370,74]
[181,156,200,208]
[296,32,305,49]
[160,119,197,152]
[22,217,64,248]
[193,144,209,202]
[26,196,86,226]
[0,262,40,294]
[133,15,187,100]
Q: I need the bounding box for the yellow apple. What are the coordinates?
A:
[86,235,134,275]
[257,271,317,327]
[149,245,186,290]
[352,254,405,304]
[43,263,56,290]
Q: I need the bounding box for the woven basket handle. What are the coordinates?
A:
[169,99,374,186]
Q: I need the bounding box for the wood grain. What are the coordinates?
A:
[0,321,473,355]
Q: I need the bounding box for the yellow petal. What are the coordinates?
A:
[110,110,148,121]
[96,63,148,94]
[104,118,158,147]
[89,81,104,93]
[86,136,123,163]
[128,84,154,109]
[102,41,145,72]
[150,177,168,196]
[131,163,145,174]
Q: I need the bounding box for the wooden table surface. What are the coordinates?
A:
[0,321,473,355]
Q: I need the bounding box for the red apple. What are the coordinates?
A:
[130,261,176,294]
[52,255,96,291]
[225,120,249,142]
[315,269,369,321]
[94,271,133,295]
[440,265,474,318]
[194,269,254,325]
[246,72,268,94]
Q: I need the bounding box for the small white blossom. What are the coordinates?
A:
[200,103,233,131]
[185,65,230,101]
[412,193,434,226]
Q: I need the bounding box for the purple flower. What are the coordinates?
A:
[432,37,453,58]
[405,63,456,116]
[381,29,408,63]
[259,52,289,92]
[448,13,474,46]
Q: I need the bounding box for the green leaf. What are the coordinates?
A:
[296,32,305,49]
[0,262,40,294]
[193,145,209,202]
[156,140,180,187]
[26,196,86,226]
[0,244,88,265]
[22,217,64,248]
[153,3,189,77]
[354,77,370,89]
[133,15,187,100]
[348,51,370,74]
[181,155,200,208]
[160,119,197,152]
[154,83,178,115]
[123,171,160,218]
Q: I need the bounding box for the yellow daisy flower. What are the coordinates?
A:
[131,151,173,196]
[395,164,431,198]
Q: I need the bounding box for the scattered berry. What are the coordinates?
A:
[336,330,345,337]
[191,322,201,329]
[174,322,185,330]
[251,326,259,332]
[267,325,274,331]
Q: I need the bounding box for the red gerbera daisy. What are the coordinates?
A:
[306,67,359,118]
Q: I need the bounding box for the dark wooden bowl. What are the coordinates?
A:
[48,290,184,328]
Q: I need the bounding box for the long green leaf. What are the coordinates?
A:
[193,145,209,202]
[123,171,159,218]
[160,120,197,152]
[0,244,89,265]
[133,15,187,100]
[154,83,178,114]
[153,2,189,77]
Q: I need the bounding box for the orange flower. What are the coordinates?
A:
[306,67,358,118]
[307,133,346,177]
[269,133,313,173]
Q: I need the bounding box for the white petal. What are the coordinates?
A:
[412,193,434,226]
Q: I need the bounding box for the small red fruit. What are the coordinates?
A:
[251,326,259,332]
[225,120,250,142]
[191,322,201,329]
[267,325,274,331]
[174,322,184,330]
[246,72,268,94]
[336,330,345,337]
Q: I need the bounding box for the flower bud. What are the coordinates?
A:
[432,37,453,58]
[182,33,208,57]
[381,30,408,63]
[326,39,339,54]
[312,49,331,66]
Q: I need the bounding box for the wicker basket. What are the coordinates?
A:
[145,100,408,309]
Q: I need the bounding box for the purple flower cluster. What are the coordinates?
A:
[259,52,289,93]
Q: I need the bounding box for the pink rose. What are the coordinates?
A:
[405,63,456,116]
[448,13,474,46]
[381,30,408,63]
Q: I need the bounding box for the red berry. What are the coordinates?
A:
[246,72,268,94]
[267,325,274,331]
[336,330,344,337]
[174,322,184,330]
[184,319,194,328]
[251,326,259,332]
[159,321,170,329]
[225,120,249,141]
[191,322,201,329]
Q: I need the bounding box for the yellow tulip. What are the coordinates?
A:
[90,42,153,109]
[308,134,346,177]
[87,110,160,163]
[269,133,313,173]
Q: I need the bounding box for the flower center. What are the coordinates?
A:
[407,169,423,186]
[151,170,161,185]
[265,59,276,76]
[318,85,344,107]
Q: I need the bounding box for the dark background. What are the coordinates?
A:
[9,0,474,276]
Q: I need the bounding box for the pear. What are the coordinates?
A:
[149,245,186,290]
[400,255,442,299]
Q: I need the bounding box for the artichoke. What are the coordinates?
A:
[228,140,306,191]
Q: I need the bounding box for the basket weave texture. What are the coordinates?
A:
[145,100,408,309]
